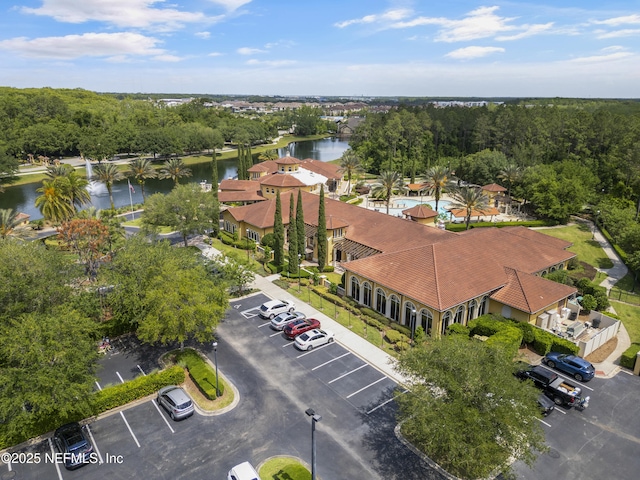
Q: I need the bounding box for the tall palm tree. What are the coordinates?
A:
[0,208,32,239]
[127,158,157,202]
[61,170,91,213]
[92,163,124,210]
[423,165,452,212]
[35,179,74,223]
[339,149,364,195]
[371,171,405,215]
[498,164,522,198]
[258,149,278,162]
[46,164,72,178]
[449,186,490,230]
[159,158,192,186]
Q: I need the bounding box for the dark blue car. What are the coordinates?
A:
[543,352,595,382]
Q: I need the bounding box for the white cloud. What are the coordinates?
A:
[566,52,633,63]
[0,32,165,59]
[208,0,252,11]
[237,47,266,55]
[246,59,296,67]
[195,32,211,39]
[601,45,626,52]
[334,8,412,28]
[445,46,505,59]
[208,52,224,57]
[496,23,553,41]
[592,14,640,26]
[153,54,182,62]
[21,0,217,30]
[595,29,640,39]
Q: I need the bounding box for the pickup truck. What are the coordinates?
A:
[515,364,587,408]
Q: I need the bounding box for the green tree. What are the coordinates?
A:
[61,168,91,213]
[211,152,219,200]
[288,193,299,274]
[159,158,192,186]
[317,185,327,270]
[92,163,124,210]
[57,218,110,279]
[296,189,306,259]
[34,178,74,222]
[371,170,404,215]
[259,149,278,162]
[128,157,157,202]
[449,185,490,230]
[273,191,285,268]
[0,146,19,193]
[423,165,452,212]
[0,209,32,239]
[292,105,322,136]
[395,336,546,480]
[218,254,256,296]
[339,149,364,194]
[142,184,219,247]
[498,164,522,198]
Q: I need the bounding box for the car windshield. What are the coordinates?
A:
[177,400,192,409]
[260,305,269,312]
[299,333,310,341]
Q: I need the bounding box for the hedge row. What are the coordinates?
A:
[219,231,256,250]
[174,349,224,399]
[530,326,580,356]
[280,268,312,279]
[446,219,555,232]
[468,316,522,358]
[620,343,640,370]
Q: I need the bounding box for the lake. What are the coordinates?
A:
[0,137,350,220]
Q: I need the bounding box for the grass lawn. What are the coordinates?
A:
[539,224,614,269]
[121,218,174,234]
[207,237,269,276]
[258,457,310,480]
[610,301,640,344]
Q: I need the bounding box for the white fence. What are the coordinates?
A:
[577,312,620,358]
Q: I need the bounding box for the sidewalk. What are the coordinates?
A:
[195,242,411,386]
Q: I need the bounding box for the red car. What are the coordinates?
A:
[283,318,321,339]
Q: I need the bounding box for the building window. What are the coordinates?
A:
[467,300,477,322]
[247,229,260,242]
[478,296,489,316]
[389,295,400,322]
[441,311,452,334]
[454,305,465,324]
[404,302,416,327]
[363,282,372,307]
[420,309,433,336]
[224,221,236,234]
[333,228,343,238]
[350,277,360,302]
[375,288,386,315]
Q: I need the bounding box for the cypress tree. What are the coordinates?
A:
[211,151,220,237]
[317,185,327,271]
[288,193,298,275]
[296,189,305,260]
[273,191,284,268]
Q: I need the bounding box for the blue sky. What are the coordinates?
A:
[1,0,639,97]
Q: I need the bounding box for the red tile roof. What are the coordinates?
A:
[449,207,500,218]
[275,156,301,165]
[299,159,342,180]
[247,163,272,173]
[402,204,438,219]
[218,191,266,203]
[219,179,260,191]
[482,183,507,192]
[259,174,306,187]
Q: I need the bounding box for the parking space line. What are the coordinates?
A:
[328,364,367,384]
[346,377,387,398]
[152,400,175,433]
[269,331,282,337]
[241,308,261,319]
[538,418,552,427]
[119,411,141,448]
[95,381,102,391]
[259,322,272,328]
[366,396,396,415]
[85,424,104,464]
[296,342,335,358]
[555,408,567,415]
[281,342,295,347]
[312,352,351,371]
[116,371,125,383]
[48,437,64,480]
[137,365,146,375]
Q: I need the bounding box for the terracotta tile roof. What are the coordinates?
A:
[219,179,260,191]
[218,191,266,203]
[491,267,577,313]
[299,159,342,180]
[500,226,573,250]
[482,183,507,192]
[449,207,501,217]
[275,155,300,165]
[247,163,272,173]
[16,212,30,221]
[402,204,438,219]
[259,174,306,188]
[406,183,428,192]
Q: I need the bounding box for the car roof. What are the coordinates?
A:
[531,366,558,380]
[230,461,259,480]
[160,386,190,403]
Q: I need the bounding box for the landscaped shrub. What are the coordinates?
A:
[531,328,555,355]
[445,219,555,232]
[446,323,470,335]
[468,316,522,357]
[385,329,405,344]
[360,307,390,326]
[549,337,580,355]
[514,322,536,344]
[620,343,640,369]
[174,349,224,399]
[323,266,335,273]
[580,294,597,313]
[261,233,275,248]
[486,328,523,358]
[280,268,311,279]
[395,341,411,352]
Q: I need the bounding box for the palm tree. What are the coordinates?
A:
[0,208,32,239]
[449,186,490,230]
[423,165,452,212]
[498,164,522,198]
[258,149,278,162]
[61,170,91,213]
[339,149,364,195]
[46,164,72,178]
[35,179,74,223]
[159,158,192,186]
[371,171,405,215]
[92,163,124,210]
[127,158,157,202]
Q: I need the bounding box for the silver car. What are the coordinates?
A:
[270,311,306,330]
[157,385,194,420]
[228,461,259,480]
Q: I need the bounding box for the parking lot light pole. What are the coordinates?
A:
[212,341,220,397]
[411,308,417,345]
[305,408,322,480]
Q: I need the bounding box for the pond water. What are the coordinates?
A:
[384,199,451,217]
[0,137,350,220]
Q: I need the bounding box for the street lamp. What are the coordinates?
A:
[305,408,322,480]
[212,341,220,398]
[411,308,417,345]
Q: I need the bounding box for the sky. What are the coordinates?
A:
[0,0,639,98]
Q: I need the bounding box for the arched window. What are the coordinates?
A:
[420,309,433,336]
[441,311,452,334]
[558,264,564,270]
[454,305,465,324]
[467,300,477,322]
[350,277,360,302]
[389,295,400,322]
[550,266,556,272]
[478,296,489,316]
[404,302,416,327]
[375,288,386,315]
[362,282,372,307]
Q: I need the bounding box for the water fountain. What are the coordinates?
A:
[85,158,108,195]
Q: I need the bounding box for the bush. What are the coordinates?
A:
[550,337,580,355]
[360,307,391,326]
[174,349,223,399]
[580,294,597,312]
[261,233,275,248]
[445,219,555,232]
[446,323,470,335]
[395,341,411,352]
[486,328,523,358]
[323,265,335,273]
[514,322,535,344]
[328,282,338,295]
[620,343,640,370]
[531,328,555,356]
[385,329,408,344]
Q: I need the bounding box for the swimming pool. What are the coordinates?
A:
[385,198,451,217]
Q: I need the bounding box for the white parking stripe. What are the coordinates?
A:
[95,381,102,391]
[282,342,295,347]
[152,399,175,433]
[296,342,335,358]
[116,371,125,383]
[259,322,272,328]
[269,331,282,337]
[137,365,146,375]
[366,396,396,415]
[119,411,141,448]
[538,418,552,427]
[48,437,64,480]
[85,424,104,464]
[346,377,386,399]
[554,407,567,415]
[328,364,367,384]
[312,352,351,371]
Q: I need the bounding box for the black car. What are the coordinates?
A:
[53,422,94,470]
[538,394,555,416]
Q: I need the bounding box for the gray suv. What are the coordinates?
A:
[157,385,195,420]
[53,422,94,470]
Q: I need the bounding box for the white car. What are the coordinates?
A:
[227,461,259,480]
[259,299,295,319]
[294,329,335,351]
[270,311,306,330]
